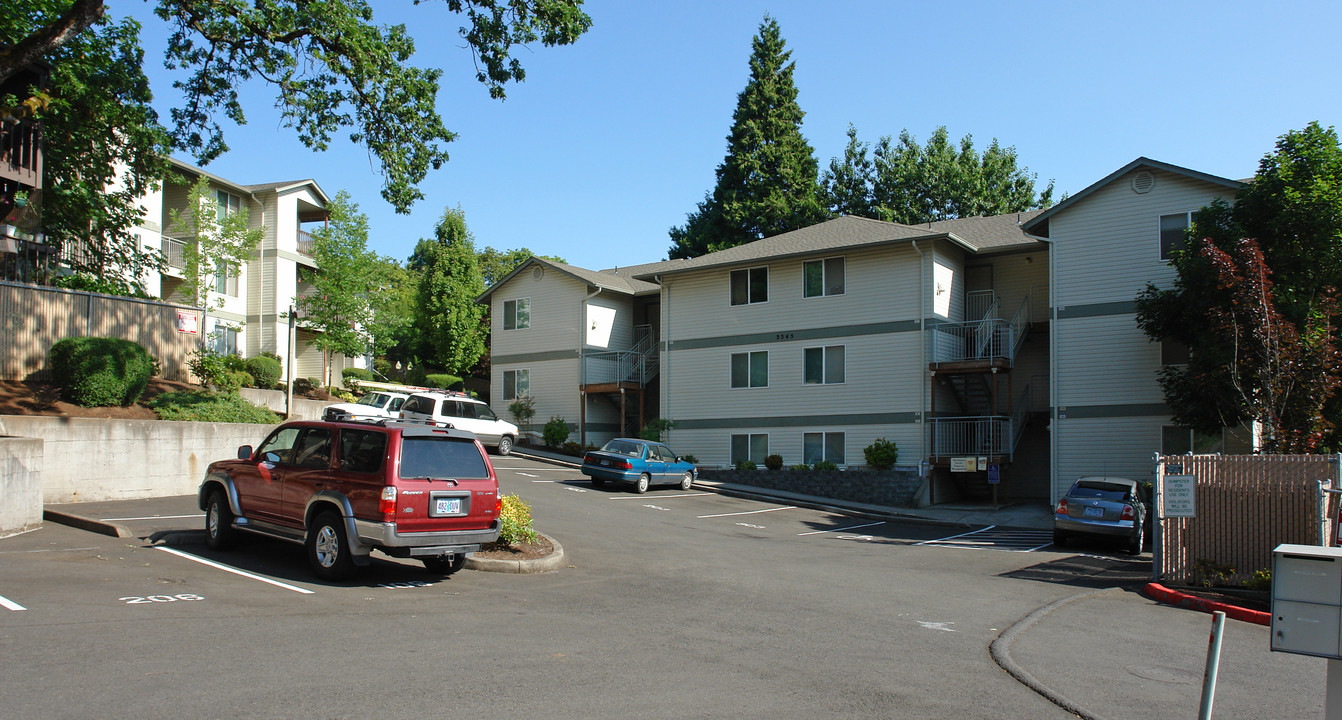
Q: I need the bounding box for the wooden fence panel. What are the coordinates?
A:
[0,281,201,382]
[1157,454,1337,584]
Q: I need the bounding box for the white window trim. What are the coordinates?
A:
[803,431,846,466]
[729,432,770,465]
[729,266,770,306]
[503,368,530,400]
[1159,212,1193,262]
[803,256,845,298]
[730,350,769,389]
[503,298,532,331]
[802,345,846,386]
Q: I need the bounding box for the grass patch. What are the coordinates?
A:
[148,391,281,424]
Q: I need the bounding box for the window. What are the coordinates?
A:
[214,262,238,297]
[292,428,333,469]
[730,434,769,465]
[503,298,531,330]
[803,346,845,385]
[730,351,769,388]
[216,190,242,222]
[1161,339,1190,366]
[338,429,388,473]
[1160,213,1191,260]
[504,369,529,400]
[1163,426,1226,455]
[730,267,768,305]
[257,426,301,464]
[804,257,845,298]
[211,327,238,356]
[803,432,845,465]
[402,395,436,415]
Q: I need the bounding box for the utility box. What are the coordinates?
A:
[1272,544,1342,659]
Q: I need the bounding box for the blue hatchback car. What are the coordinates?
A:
[581,438,696,494]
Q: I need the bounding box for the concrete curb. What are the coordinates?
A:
[990,587,1119,720]
[466,532,565,574]
[1142,582,1271,626]
[42,509,132,538]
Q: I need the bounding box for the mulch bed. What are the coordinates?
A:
[473,535,553,561]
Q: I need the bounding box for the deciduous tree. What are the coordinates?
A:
[413,207,486,375]
[296,191,377,382]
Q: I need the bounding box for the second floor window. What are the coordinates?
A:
[1160,212,1191,260]
[731,351,768,389]
[730,267,768,305]
[504,298,531,330]
[214,262,238,297]
[804,257,845,297]
[803,346,845,385]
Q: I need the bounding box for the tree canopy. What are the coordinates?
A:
[1135,122,1342,452]
[296,190,377,376]
[821,125,1054,224]
[413,207,487,375]
[2,0,592,215]
[668,16,826,259]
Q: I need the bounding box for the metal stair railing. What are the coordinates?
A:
[582,325,658,386]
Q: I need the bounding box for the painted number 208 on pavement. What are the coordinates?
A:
[120,594,204,604]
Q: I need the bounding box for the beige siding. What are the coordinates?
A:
[1055,416,1163,491]
[1053,169,1238,306]
[584,292,635,352]
[1056,315,1164,407]
[492,358,580,440]
[492,268,587,358]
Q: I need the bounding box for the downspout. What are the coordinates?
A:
[1024,231,1057,506]
[580,286,603,446]
[912,241,928,494]
[655,276,668,444]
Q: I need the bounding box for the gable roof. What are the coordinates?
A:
[476,256,666,303]
[1021,157,1245,235]
[166,157,330,205]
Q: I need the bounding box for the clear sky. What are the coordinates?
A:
[108,0,1342,272]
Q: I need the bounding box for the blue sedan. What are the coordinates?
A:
[581,438,696,493]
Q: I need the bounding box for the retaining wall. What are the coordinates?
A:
[0,415,277,504]
[238,387,328,420]
[698,466,926,508]
[0,435,42,536]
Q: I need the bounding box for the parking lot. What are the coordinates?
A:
[0,455,1321,719]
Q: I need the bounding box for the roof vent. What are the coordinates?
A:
[1131,171,1156,194]
[531,266,544,281]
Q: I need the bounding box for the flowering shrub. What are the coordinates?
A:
[497,494,538,545]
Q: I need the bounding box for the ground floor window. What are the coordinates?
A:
[211,326,238,356]
[804,432,845,465]
[504,369,529,400]
[730,433,768,466]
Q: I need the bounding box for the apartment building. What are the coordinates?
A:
[480,157,1245,504]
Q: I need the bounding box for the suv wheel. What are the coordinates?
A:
[634,473,650,494]
[496,435,513,456]
[423,554,467,575]
[307,511,356,580]
[205,489,236,550]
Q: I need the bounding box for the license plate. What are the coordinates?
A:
[1083,506,1103,518]
[602,459,612,467]
[436,498,462,515]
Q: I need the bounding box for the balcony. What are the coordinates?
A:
[161,237,188,270]
[1,118,42,189]
[297,229,315,257]
[581,325,658,390]
[927,294,1030,368]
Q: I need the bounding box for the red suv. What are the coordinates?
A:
[198,420,501,580]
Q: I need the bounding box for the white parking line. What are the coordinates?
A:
[916,525,997,545]
[698,506,796,519]
[797,521,886,536]
[0,594,26,611]
[102,514,204,521]
[513,472,539,478]
[610,493,711,501]
[155,547,314,594]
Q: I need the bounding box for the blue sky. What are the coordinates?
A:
[109,0,1342,272]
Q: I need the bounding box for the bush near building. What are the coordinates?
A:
[49,337,155,407]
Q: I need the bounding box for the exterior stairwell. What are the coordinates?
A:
[579,325,660,442]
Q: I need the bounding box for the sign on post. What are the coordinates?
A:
[987,464,1001,485]
[1164,474,1196,518]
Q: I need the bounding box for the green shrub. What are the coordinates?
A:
[293,377,316,394]
[735,459,757,471]
[863,438,899,470]
[222,354,247,372]
[342,367,373,390]
[425,373,462,390]
[508,395,536,428]
[561,441,585,457]
[542,416,569,447]
[373,357,392,378]
[226,370,252,391]
[814,460,839,471]
[764,454,783,470]
[148,390,281,423]
[1244,568,1272,592]
[188,346,229,389]
[497,494,538,545]
[639,418,676,441]
[789,463,810,471]
[245,356,282,388]
[49,337,155,407]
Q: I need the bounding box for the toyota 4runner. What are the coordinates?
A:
[199,420,501,580]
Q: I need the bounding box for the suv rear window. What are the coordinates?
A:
[399,437,490,479]
[402,395,437,415]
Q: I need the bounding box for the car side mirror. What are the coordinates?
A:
[237,445,253,460]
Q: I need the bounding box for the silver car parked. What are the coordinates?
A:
[1053,476,1147,554]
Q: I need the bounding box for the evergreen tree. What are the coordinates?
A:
[668,16,826,259]
[412,207,486,375]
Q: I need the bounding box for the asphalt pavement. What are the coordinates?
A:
[19,448,1328,719]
